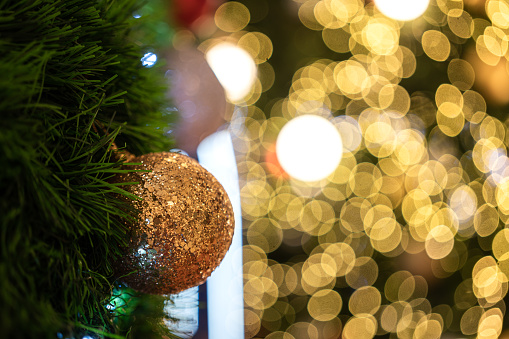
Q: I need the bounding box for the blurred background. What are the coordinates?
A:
[149,0,509,337]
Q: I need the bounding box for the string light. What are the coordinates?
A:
[203,0,509,337]
[141,52,157,67]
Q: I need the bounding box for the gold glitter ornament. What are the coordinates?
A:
[113,152,235,295]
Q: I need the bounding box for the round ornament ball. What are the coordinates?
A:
[113,152,234,295]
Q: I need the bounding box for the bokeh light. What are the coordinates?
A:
[199,0,509,337]
[275,114,343,182]
[214,2,250,33]
[205,42,257,102]
[141,52,157,67]
[374,0,430,21]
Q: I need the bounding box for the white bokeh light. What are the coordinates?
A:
[141,52,157,67]
[374,0,430,21]
[276,115,343,182]
[205,42,257,102]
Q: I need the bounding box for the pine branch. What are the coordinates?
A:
[0,0,175,337]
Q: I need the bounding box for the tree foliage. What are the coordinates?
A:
[0,0,174,337]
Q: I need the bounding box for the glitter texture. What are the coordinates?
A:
[114,152,235,295]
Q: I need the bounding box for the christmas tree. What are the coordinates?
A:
[5,0,509,338]
[0,0,179,337]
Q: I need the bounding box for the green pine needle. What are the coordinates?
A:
[0,0,176,337]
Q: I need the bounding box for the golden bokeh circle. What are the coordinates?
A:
[307,289,342,321]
